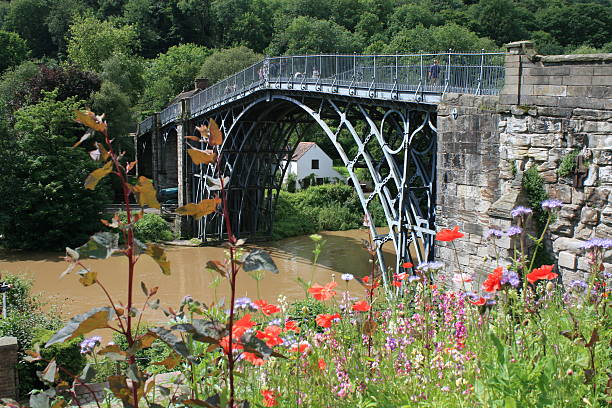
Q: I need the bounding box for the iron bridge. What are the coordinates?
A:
[136,52,506,281]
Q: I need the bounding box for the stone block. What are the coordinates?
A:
[580,207,599,225]
[590,86,610,99]
[523,95,560,107]
[592,66,612,76]
[537,106,573,118]
[533,85,567,97]
[569,66,594,76]
[499,94,519,105]
[558,251,576,269]
[540,169,557,183]
[530,66,569,76]
[599,166,612,184]
[592,76,611,85]
[506,116,528,133]
[562,76,592,86]
[548,184,572,203]
[552,237,584,254]
[566,86,590,97]
[526,147,549,161]
[585,187,610,207]
[572,108,612,121]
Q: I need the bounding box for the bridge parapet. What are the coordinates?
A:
[137,51,506,135]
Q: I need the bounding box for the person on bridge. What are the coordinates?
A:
[429,59,441,86]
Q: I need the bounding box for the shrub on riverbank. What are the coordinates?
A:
[272,184,385,240]
[117,212,174,242]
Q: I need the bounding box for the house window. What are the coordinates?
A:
[311,159,319,169]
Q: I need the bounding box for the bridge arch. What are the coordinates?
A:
[190,92,437,280]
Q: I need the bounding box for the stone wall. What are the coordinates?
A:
[436,41,611,286]
[0,337,19,400]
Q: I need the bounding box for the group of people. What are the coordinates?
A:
[258,62,321,81]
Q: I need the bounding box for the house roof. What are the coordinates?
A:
[169,88,201,105]
[290,142,316,161]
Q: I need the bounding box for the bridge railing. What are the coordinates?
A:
[141,51,506,133]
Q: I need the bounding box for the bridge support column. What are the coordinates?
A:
[175,99,191,238]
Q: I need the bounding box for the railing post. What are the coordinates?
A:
[443,49,451,96]
[477,49,485,95]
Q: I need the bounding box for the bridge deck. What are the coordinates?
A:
[138,52,506,133]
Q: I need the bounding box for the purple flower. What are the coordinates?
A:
[501,270,520,288]
[385,336,398,351]
[569,280,587,292]
[511,206,532,218]
[580,238,612,250]
[234,297,257,310]
[80,336,102,354]
[541,199,563,210]
[408,275,421,283]
[505,226,522,237]
[485,229,503,239]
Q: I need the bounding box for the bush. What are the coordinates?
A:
[112,328,171,374]
[118,212,174,242]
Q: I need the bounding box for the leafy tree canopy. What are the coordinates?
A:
[198,46,261,85]
[67,16,139,71]
[384,23,497,53]
[4,0,53,57]
[0,30,30,74]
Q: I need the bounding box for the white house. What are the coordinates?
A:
[282,142,343,189]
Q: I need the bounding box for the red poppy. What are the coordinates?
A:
[308,281,338,301]
[242,351,264,366]
[435,226,464,242]
[284,320,300,333]
[352,300,371,312]
[219,336,244,354]
[362,276,380,290]
[318,358,327,370]
[261,389,278,407]
[232,313,255,338]
[254,300,281,315]
[402,262,413,268]
[526,264,557,284]
[316,313,341,328]
[469,297,487,306]
[255,325,284,347]
[482,267,503,293]
[290,341,311,353]
[394,272,408,281]
[391,280,402,287]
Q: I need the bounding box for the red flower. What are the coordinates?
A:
[290,341,311,353]
[482,267,504,293]
[526,264,557,284]
[242,351,264,366]
[254,299,281,315]
[362,276,380,290]
[391,280,402,287]
[402,262,413,269]
[255,325,283,347]
[308,281,338,301]
[469,297,487,306]
[284,320,300,333]
[318,358,327,370]
[261,389,278,407]
[316,313,341,328]
[436,226,464,242]
[352,300,371,312]
[232,313,255,338]
[219,336,243,354]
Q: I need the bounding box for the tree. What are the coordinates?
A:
[266,16,360,55]
[45,0,91,55]
[530,31,564,55]
[387,4,438,36]
[0,91,109,250]
[468,0,531,45]
[141,43,211,113]
[384,23,497,53]
[91,82,134,150]
[4,0,54,57]
[0,61,39,121]
[67,16,139,71]
[536,3,611,48]
[121,0,177,58]
[100,53,145,104]
[0,31,30,74]
[198,46,261,85]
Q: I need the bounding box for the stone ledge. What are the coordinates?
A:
[538,53,612,63]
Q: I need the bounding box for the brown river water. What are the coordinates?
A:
[0,229,395,332]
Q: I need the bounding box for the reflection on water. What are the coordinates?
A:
[0,229,395,326]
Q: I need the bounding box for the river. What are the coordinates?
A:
[0,229,395,327]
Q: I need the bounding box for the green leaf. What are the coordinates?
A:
[171,319,227,344]
[38,359,57,384]
[46,306,115,346]
[148,327,193,362]
[76,232,119,259]
[504,397,517,408]
[84,160,113,190]
[243,249,278,274]
[145,243,171,275]
[141,281,148,297]
[489,332,506,366]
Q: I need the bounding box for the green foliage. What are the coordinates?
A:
[266,16,360,55]
[112,327,172,374]
[287,297,333,331]
[91,81,134,152]
[141,43,211,113]
[558,149,579,178]
[0,61,39,121]
[522,165,548,231]
[272,183,383,240]
[67,16,139,72]
[198,46,261,85]
[468,0,532,46]
[4,0,53,57]
[285,173,298,193]
[385,23,498,53]
[0,274,61,395]
[99,53,145,105]
[0,91,110,250]
[0,30,30,74]
[118,212,174,242]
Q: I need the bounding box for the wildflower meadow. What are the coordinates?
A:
[14,113,611,408]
